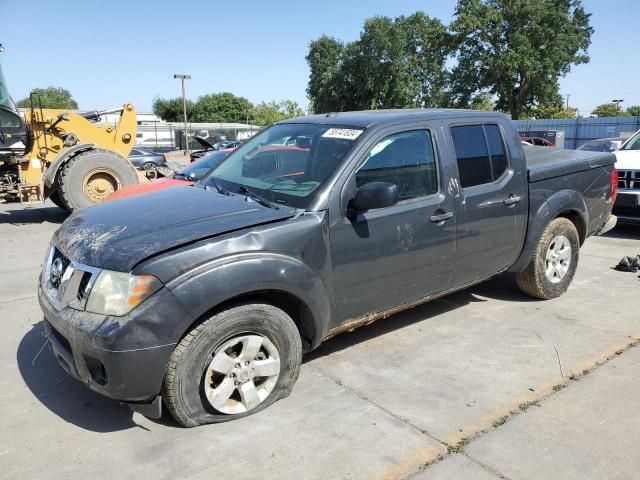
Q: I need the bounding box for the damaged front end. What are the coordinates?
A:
[38,243,192,415]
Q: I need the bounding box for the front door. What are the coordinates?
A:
[330,128,456,322]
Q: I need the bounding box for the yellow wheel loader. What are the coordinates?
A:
[0,45,139,212]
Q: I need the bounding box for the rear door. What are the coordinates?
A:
[448,123,527,285]
[330,126,457,321]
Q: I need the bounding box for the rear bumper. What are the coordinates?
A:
[595,214,617,235]
[38,284,176,406]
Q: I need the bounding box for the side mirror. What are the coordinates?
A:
[349,181,399,213]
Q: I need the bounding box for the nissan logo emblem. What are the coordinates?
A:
[50,258,64,282]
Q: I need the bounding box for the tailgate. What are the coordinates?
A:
[525,146,615,182]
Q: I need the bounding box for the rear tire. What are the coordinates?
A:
[516,218,580,299]
[163,304,302,427]
[58,149,138,211]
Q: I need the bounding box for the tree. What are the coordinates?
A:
[591,103,628,117]
[250,100,305,126]
[469,94,494,111]
[152,97,195,122]
[279,99,305,118]
[16,86,78,109]
[192,92,253,123]
[529,104,577,119]
[306,35,346,114]
[251,101,286,126]
[306,13,450,113]
[449,0,593,119]
[626,105,640,116]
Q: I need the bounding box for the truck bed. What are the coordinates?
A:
[525,146,616,182]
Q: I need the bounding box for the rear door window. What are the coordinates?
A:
[451,124,508,188]
[485,125,507,179]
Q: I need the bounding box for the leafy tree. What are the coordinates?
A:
[529,104,577,119]
[591,103,628,117]
[251,101,285,126]
[16,86,78,109]
[192,92,253,123]
[449,0,593,119]
[306,13,450,113]
[250,100,305,126]
[306,35,346,114]
[469,94,494,111]
[152,96,195,122]
[279,99,305,118]
[626,105,640,116]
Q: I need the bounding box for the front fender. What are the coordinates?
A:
[166,253,332,347]
[509,189,588,272]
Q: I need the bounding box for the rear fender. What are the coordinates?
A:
[166,253,332,348]
[509,189,588,272]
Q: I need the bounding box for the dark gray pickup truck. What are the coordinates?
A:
[38,110,617,426]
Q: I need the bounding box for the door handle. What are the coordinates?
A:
[503,194,522,206]
[430,211,454,222]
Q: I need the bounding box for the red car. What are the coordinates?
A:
[107,149,234,201]
[521,136,555,147]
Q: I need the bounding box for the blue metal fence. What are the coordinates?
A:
[513,116,640,149]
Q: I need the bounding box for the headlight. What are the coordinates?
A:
[85,270,162,316]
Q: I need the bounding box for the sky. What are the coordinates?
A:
[1,0,637,116]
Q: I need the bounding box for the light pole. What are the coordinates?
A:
[174,74,191,154]
[612,99,624,114]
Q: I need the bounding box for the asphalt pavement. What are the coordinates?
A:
[0,200,638,479]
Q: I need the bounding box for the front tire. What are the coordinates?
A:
[163,304,302,427]
[516,218,580,299]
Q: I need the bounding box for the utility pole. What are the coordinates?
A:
[612,98,624,114]
[565,94,571,110]
[174,74,191,155]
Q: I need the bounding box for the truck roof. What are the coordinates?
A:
[280,109,510,128]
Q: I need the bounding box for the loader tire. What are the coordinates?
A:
[48,191,70,212]
[58,149,138,211]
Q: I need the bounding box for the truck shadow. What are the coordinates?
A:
[603,224,639,240]
[17,276,533,431]
[306,274,534,361]
[0,203,68,225]
[16,322,144,432]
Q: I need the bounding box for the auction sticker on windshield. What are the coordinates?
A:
[322,128,363,140]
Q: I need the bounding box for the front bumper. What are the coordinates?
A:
[38,283,183,407]
[613,192,640,224]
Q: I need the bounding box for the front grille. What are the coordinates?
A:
[41,245,101,311]
[618,170,640,190]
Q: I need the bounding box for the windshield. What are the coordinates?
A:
[0,61,14,111]
[179,150,231,180]
[622,132,640,151]
[200,123,364,208]
[578,139,609,152]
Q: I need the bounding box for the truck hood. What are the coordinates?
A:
[614,150,640,170]
[53,185,296,272]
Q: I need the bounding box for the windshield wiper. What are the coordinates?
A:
[237,185,278,209]
[208,177,230,195]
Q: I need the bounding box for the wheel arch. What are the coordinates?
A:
[509,188,589,272]
[166,254,333,351]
